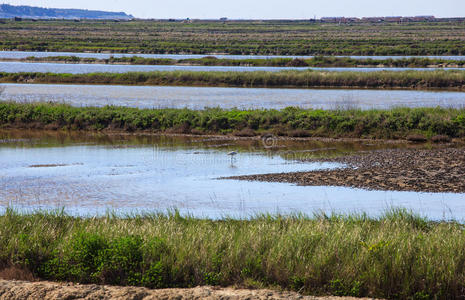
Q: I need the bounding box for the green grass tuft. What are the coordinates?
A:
[1,208,464,299]
[1,102,465,140]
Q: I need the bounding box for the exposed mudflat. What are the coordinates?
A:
[225,148,465,193]
[0,280,377,300]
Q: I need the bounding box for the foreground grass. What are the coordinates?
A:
[2,70,465,90]
[8,56,465,68]
[1,102,465,140]
[0,209,464,299]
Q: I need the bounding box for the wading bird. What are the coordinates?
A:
[227,151,238,163]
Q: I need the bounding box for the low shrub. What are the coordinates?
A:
[1,103,465,140]
[1,209,465,298]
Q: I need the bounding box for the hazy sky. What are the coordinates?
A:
[3,0,465,19]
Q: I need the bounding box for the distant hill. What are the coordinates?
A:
[0,4,133,20]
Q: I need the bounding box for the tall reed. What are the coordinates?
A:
[1,70,465,90]
[0,209,464,299]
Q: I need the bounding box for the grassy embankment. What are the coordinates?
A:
[7,56,465,68]
[1,102,464,140]
[1,19,465,55]
[1,209,465,299]
[1,70,465,90]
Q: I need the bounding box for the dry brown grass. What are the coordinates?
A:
[0,266,35,281]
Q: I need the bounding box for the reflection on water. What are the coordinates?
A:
[0,62,460,74]
[1,51,465,61]
[0,130,464,220]
[2,83,465,110]
[0,61,307,73]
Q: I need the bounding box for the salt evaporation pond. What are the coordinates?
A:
[1,83,465,110]
[1,50,465,61]
[0,131,464,220]
[0,61,461,73]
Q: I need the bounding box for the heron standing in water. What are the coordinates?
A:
[227,151,238,164]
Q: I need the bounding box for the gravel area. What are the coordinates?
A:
[225,148,465,193]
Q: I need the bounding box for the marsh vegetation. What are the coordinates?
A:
[2,69,465,90]
[1,20,465,55]
[1,102,464,140]
[1,209,465,299]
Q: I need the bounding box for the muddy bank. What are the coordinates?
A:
[0,280,377,300]
[0,128,408,144]
[225,148,465,193]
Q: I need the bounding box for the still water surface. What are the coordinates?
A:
[0,131,464,220]
[1,51,465,61]
[2,83,465,110]
[0,61,460,74]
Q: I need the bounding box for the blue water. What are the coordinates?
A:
[0,134,464,220]
[1,50,465,61]
[2,83,464,110]
[0,61,461,74]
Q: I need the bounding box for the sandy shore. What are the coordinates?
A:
[0,280,379,300]
[225,148,465,193]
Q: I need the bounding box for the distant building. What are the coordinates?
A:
[412,15,435,21]
[360,16,436,23]
[321,17,359,23]
[385,16,403,22]
[220,17,227,21]
[321,17,341,23]
[362,17,384,22]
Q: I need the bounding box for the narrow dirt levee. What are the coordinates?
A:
[0,280,378,300]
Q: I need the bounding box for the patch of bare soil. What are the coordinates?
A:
[0,280,378,300]
[225,148,465,193]
[28,164,69,168]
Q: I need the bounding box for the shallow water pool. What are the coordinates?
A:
[0,131,464,220]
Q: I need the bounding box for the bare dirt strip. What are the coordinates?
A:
[0,280,379,300]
